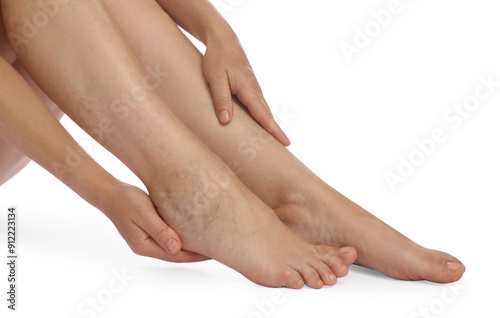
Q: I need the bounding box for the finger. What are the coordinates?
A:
[236,89,290,146]
[141,238,210,263]
[205,70,233,125]
[127,220,210,263]
[139,208,183,255]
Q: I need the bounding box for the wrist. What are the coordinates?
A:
[96,178,133,219]
[63,158,122,215]
[203,22,239,48]
[92,175,123,215]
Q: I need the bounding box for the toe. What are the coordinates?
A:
[316,245,357,267]
[417,249,466,283]
[338,246,357,266]
[320,253,349,278]
[281,269,304,289]
[309,259,337,286]
[296,264,324,289]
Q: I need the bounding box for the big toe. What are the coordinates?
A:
[417,249,466,283]
[338,246,357,266]
[281,269,305,289]
[316,245,357,267]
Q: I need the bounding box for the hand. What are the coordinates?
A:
[203,37,290,147]
[104,181,209,263]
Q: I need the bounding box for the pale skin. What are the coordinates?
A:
[0,10,207,264]
[0,0,464,288]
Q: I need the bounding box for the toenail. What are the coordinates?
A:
[317,279,323,287]
[298,279,304,288]
[166,239,179,253]
[446,262,461,272]
[329,274,335,281]
[341,265,348,272]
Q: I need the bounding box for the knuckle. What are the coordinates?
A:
[208,70,227,83]
[241,93,262,107]
[304,256,316,265]
[213,94,232,106]
[243,65,254,73]
[245,94,261,104]
[239,65,256,77]
[152,226,172,246]
[253,109,274,123]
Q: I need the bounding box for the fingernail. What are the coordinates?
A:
[219,110,230,123]
[446,261,461,272]
[166,239,179,253]
[283,134,291,146]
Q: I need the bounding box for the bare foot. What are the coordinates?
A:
[274,184,465,283]
[148,162,357,288]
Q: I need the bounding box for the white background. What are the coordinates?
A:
[1,0,499,317]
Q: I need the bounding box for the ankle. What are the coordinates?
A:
[273,181,316,211]
[146,159,235,211]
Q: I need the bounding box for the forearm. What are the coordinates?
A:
[0,58,118,211]
[155,0,237,45]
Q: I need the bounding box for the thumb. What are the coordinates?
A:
[142,210,182,254]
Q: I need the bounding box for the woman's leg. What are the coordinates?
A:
[2,0,355,288]
[102,0,464,283]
